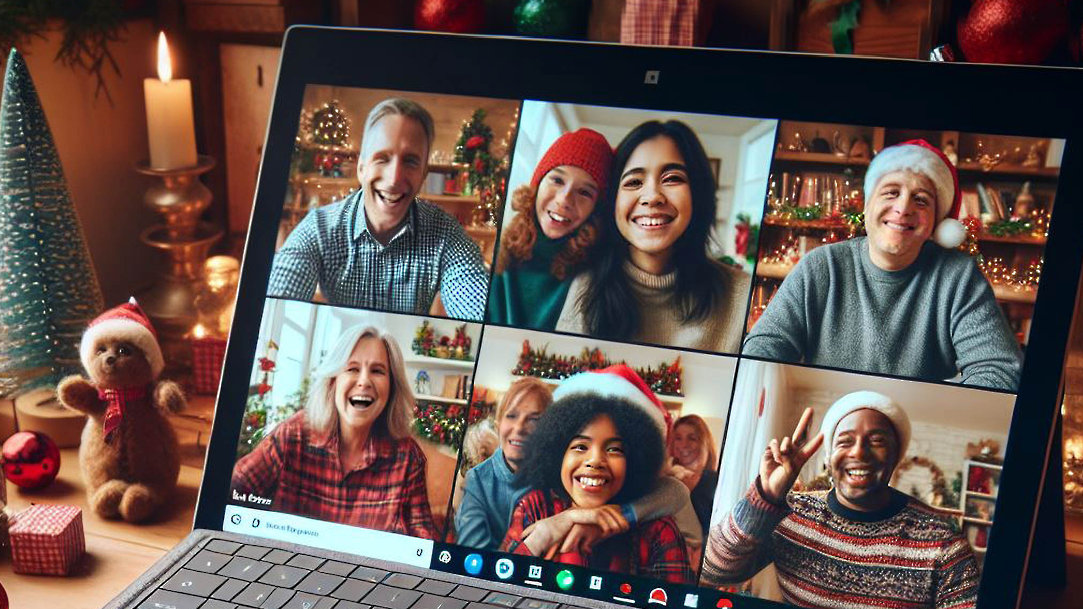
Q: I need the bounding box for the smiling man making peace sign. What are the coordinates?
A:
[701,392,979,609]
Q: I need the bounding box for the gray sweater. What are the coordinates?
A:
[743,238,1022,391]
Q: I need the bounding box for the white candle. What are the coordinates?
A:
[144,32,197,170]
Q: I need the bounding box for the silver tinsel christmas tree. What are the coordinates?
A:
[0,49,104,394]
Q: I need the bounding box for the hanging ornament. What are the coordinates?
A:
[957,0,1070,65]
[310,101,351,148]
[2,431,61,489]
[415,0,487,33]
[513,0,590,39]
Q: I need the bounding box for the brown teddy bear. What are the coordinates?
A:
[57,298,185,523]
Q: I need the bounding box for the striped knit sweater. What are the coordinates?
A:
[701,480,979,609]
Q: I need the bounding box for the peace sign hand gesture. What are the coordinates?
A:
[760,407,824,504]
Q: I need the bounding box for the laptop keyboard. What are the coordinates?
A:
[136,540,566,609]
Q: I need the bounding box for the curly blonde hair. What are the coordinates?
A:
[494,184,600,281]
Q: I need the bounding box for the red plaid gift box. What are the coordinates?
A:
[10,504,85,575]
[192,336,227,395]
[621,0,703,47]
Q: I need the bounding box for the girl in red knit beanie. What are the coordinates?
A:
[488,128,614,331]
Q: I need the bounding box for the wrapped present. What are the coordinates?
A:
[10,504,85,575]
[192,335,227,395]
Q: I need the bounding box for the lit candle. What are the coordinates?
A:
[144,32,197,170]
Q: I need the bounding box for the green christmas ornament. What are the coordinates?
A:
[0,48,104,394]
[513,0,590,39]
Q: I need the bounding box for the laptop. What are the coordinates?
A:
[106,26,1083,609]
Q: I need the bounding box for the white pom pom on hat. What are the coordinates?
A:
[551,364,671,438]
[819,390,911,460]
[79,297,164,379]
[863,139,966,249]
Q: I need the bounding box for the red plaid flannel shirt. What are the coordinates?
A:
[232,411,436,539]
[502,489,694,584]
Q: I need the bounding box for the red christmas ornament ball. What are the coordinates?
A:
[2,431,61,489]
[957,0,1070,65]
[415,0,486,34]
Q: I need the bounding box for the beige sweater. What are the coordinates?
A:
[556,260,750,354]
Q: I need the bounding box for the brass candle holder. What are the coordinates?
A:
[134,155,223,370]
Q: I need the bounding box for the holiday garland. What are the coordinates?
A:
[412,392,493,448]
[411,321,473,360]
[512,340,683,397]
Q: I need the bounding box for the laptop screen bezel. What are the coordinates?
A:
[194,25,1083,609]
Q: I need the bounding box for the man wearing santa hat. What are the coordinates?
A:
[267,97,488,321]
[701,391,979,608]
[744,140,1021,391]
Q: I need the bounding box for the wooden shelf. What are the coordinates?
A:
[966,491,997,500]
[415,393,469,405]
[465,225,497,240]
[955,162,1060,179]
[772,150,871,167]
[404,355,477,370]
[762,216,857,230]
[991,284,1037,304]
[422,193,481,205]
[428,162,468,174]
[963,516,994,526]
[755,261,793,280]
[978,232,1046,245]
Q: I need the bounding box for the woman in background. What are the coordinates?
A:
[488,129,613,330]
[232,325,436,539]
[668,414,719,538]
[557,120,749,353]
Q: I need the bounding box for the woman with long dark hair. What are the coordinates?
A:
[556,121,749,353]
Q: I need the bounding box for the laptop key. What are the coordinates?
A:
[221,557,274,581]
[260,564,309,588]
[187,549,233,573]
[331,579,376,601]
[350,565,389,583]
[138,588,205,609]
[283,592,322,609]
[264,549,295,564]
[162,568,228,597]
[414,593,467,609]
[206,539,243,555]
[319,560,358,577]
[235,582,276,607]
[260,587,295,609]
[296,571,346,595]
[315,599,338,609]
[204,600,239,609]
[416,580,456,596]
[214,578,250,600]
[384,573,422,589]
[450,586,488,602]
[483,593,521,608]
[466,603,503,609]
[516,600,558,609]
[364,584,422,609]
[334,603,371,609]
[287,554,325,570]
[237,545,272,559]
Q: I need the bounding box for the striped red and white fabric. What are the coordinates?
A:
[10,504,85,575]
[620,0,701,47]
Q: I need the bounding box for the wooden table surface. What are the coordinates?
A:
[0,422,208,609]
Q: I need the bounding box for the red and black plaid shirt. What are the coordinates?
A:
[232,411,436,539]
[502,489,694,584]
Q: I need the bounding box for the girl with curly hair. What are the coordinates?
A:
[487,129,614,330]
[556,121,750,353]
[501,366,695,584]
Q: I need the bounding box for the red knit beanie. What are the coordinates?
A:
[530,128,614,191]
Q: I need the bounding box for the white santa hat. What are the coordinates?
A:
[863,139,966,249]
[819,390,911,459]
[552,364,671,438]
[80,297,164,379]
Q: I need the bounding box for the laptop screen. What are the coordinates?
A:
[214,37,1074,609]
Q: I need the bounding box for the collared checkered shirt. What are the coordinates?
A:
[267,190,488,320]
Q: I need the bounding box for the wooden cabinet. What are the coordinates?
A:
[960,459,1002,567]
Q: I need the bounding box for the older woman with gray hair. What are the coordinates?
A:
[232,324,436,539]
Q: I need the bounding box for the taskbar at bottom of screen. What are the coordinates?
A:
[222,504,434,568]
[427,542,743,609]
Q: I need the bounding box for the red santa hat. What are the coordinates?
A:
[863,139,966,249]
[551,364,671,437]
[819,390,911,460]
[79,297,164,378]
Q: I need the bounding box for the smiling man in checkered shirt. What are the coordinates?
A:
[268,98,489,320]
